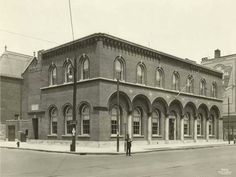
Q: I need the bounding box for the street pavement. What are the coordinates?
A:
[1,146,236,177]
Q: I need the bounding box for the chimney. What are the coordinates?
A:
[214,49,221,58]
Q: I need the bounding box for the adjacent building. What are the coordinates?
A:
[0,47,33,140]
[201,50,236,140]
[2,33,224,145]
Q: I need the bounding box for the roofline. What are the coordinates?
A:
[42,33,222,76]
[3,50,34,59]
[0,74,23,80]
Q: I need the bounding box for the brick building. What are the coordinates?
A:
[201,50,236,140]
[0,47,33,140]
[21,33,223,144]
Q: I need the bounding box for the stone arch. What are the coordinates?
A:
[77,101,93,114]
[107,91,132,112]
[152,97,168,136]
[107,91,132,136]
[132,94,152,114]
[168,99,184,140]
[184,102,197,137]
[169,99,183,116]
[184,102,197,117]
[132,94,152,139]
[197,103,209,119]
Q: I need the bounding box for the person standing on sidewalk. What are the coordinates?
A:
[126,135,132,156]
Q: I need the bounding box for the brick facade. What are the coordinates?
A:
[23,33,223,143]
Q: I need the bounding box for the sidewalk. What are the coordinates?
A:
[0,140,233,155]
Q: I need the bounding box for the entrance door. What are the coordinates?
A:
[169,119,175,140]
[8,125,15,141]
[32,118,38,139]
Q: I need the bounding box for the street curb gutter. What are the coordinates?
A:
[0,144,233,156]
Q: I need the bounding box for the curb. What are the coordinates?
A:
[0,144,233,156]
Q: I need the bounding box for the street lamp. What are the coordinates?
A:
[115,61,121,152]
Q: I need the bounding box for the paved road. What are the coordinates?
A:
[1,146,236,177]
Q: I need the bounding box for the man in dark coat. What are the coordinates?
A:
[126,135,132,156]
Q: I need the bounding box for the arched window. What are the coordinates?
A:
[211,82,217,97]
[137,64,145,84]
[114,58,124,80]
[81,58,89,80]
[64,106,73,134]
[197,114,203,136]
[64,61,73,83]
[111,107,120,135]
[200,78,206,96]
[152,110,160,135]
[133,108,142,135]
[81,105,90,134]
[209,115,214,135]
[186,75,194,93]
[49,65,57,86]
[172,71,180,90]
[184,113,190,135]
[50,107,58,134]
[156,68,164,88]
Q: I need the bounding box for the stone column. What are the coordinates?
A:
[180,115,184,141]
[206,118,209,141]
[148,114,152,144]
[127,113,132,138]
[165,115,169,141]
[194,116,197,142]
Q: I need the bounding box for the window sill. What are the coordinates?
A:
[78,134,90,138]
[62,134,72,137]
[110,134,124,138]
[133,135,144,138]
[47,134,57,137]
[184,135,192,138]
[152,135,162,138]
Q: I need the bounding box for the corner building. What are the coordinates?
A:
[23,33,223,144]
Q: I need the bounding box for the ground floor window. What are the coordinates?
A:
[111,107,118,134]
[184,113,190,135]
[152,110,160,135]
[50,107,58,134]
[82,105,90,134]
[65,106,73,134]
[133,108,141,135]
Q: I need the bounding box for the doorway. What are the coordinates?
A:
[8,125,15,141]
[169,119,175,140]
[32,118,38,139]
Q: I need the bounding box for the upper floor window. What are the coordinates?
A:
[133,108,142,135]
[156,67,164,88]
[114,57,125,80]
[211,81,217,98]
[49,65,57,86]
[152,110,160,135]
[49,107,58,134]
[81,58,89,80]
[64,60,73,83]
[186,75,194,93]
[172,71,180,90]
[64,106,73,134]
[200,78,206,96]
[81,105,90,135]
[137,63,146,84]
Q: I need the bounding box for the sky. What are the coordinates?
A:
[0,0,236,63]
